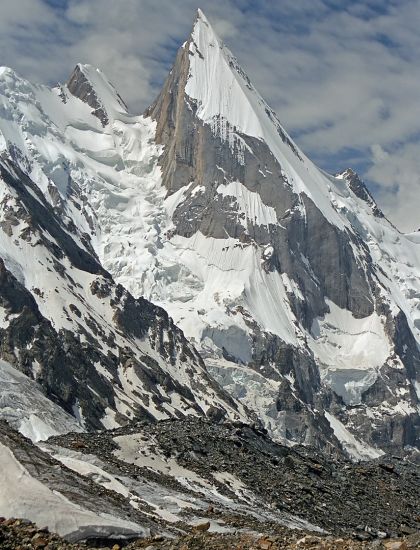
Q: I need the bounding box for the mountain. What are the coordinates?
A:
[0,10,419,461]
[0,65,247,433]
[143,10,420,456]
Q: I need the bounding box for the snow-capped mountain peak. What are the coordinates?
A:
[187,9,289,143]
[144,11,420,453]
[183,11,357,230]
[66,63,128,125]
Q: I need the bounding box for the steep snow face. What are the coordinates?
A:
[0,64,167,295]
[310,301,391,405]
[333,172,420,348]
[186,10,271,139]
[153,231,300,351]
[0,65,101,246]
[185,10,347,229]
[182,10,420,349]
[0,65,298,356]
[142,11,419,453]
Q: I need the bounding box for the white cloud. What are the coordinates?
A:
[371,144,389,164]
[367,142,420,231]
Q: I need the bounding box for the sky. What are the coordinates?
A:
[0,0,419,232]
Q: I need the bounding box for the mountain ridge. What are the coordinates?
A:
[0,10,419,460]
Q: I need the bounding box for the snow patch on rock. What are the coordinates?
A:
[325,412,384,461]
[310,300,390,404]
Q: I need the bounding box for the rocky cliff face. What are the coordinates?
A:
[0,10,419,459]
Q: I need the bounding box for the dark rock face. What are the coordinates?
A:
[67,65,110,125]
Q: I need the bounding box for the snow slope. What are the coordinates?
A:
[310,301,391,405]
[186,10,347,229]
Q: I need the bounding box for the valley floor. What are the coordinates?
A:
[1,518,419,550]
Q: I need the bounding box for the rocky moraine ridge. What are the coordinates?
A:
[1,418,420,548]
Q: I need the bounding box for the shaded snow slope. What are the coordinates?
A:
[0,422,156,542]
[310,300,391,405]
[0,360,83,442]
